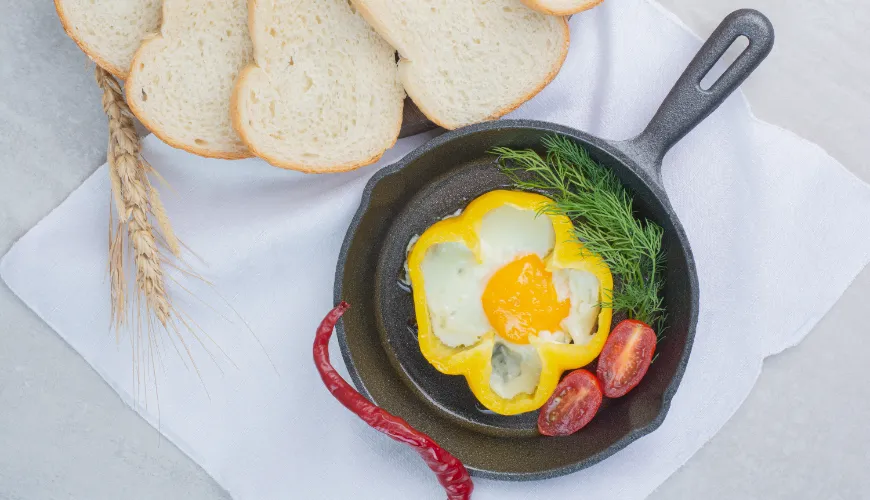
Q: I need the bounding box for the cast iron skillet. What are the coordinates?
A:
[334,10,774,480]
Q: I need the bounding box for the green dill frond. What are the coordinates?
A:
[491,136,666,331]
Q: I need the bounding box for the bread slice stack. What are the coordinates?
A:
[521,0,604,16]
[232,0,405,172]
[351,0,570,129]
[54,0,162,78]
[57,0,591,170]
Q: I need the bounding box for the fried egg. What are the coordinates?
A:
[410,191,607,402]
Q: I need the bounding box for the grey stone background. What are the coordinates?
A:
[1,0,867,499]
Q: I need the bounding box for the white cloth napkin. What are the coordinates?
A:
[4,0,870,498]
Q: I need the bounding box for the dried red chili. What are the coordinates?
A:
[314,302,474,500]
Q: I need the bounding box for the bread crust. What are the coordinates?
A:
[351,1,571,130]
[54,0,130,78]
[231,0,404,173]
[125,1,254,160]
[521,0,604,16]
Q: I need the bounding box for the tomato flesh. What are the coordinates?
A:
[597,319,657,398]
[537,369,603,436]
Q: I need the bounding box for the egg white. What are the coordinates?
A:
[477,205,555,267]
[553,269,601,345]
[419,242,491,348]
[489,340,542,400]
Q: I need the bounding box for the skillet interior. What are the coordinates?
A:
[335,120,698,480]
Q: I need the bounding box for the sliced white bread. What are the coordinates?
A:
[521,0,603,16]
[351,0,569,130]
[125,0,253,159]
[233,0,405,173]
[54,0,162,78]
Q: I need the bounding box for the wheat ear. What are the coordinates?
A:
[96,66,174,328]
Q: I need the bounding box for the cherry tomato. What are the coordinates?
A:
[537,369,603,436]
[597,319,657,398]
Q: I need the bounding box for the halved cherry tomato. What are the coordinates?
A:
[537,369,603,436]
[597,319,657,398]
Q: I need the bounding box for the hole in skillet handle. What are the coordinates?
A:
[700,35,750,91]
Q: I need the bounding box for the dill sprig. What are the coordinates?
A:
[491,135,665,328]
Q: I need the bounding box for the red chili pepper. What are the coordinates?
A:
[314,302,474,500]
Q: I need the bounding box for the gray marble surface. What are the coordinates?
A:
[1,1,868,499]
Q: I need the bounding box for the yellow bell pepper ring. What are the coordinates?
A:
[407,191,614,416]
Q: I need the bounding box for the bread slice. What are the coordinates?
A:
[54,0,162,78]
[125,0,253,159]
[521,0,603,16]
[232,0,405,172]
[351,0,569,130]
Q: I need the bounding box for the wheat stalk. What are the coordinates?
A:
[96,66,177,324]
[94,67,276,405]
[94,66,214,402]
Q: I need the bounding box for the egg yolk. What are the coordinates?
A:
[482,254,570,344]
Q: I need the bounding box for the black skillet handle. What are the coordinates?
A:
[620,9,774,179]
